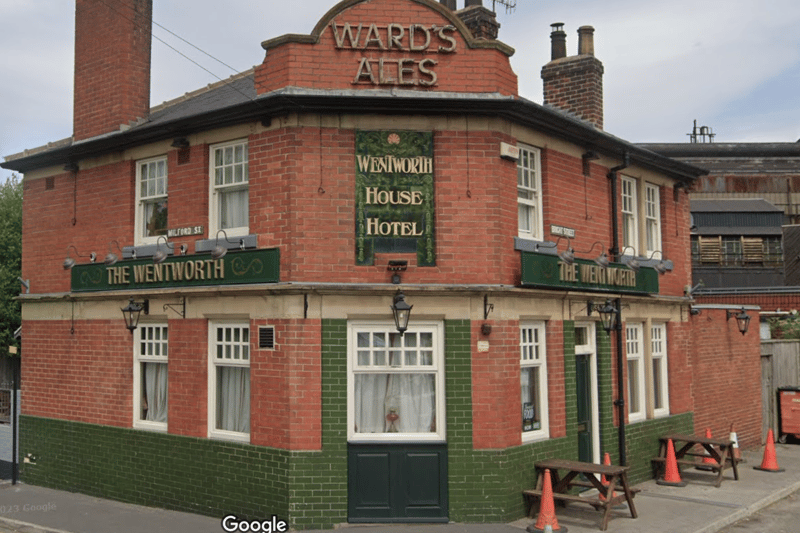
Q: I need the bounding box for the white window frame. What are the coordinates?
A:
[651,323,670,418]
[517,144,543,241]
[135,156,168,245]
[133,323,169,432]
[347,320,446,443]
[645,183,662,259]
[209,139,249,237]
[625,323,646,423]
[520,321,549,442]
[208,321,251,443]
[621,176,639,255]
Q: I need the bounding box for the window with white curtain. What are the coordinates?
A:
[348,321,445,442]
[133,324,168,431]
[209,322,250,441]
[651,323,670,418]
[625,323,646,422]
[210,140,249,236]
[135,157,168,245]
[520,321,548,441]
[517,144,543,241]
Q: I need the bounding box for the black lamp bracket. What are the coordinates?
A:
[163,297,186,319]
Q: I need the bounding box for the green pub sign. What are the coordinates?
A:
[70,249,280,292]
[355,130,435,266]
[520,252,659,294]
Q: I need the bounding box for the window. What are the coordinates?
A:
[209,322,250,441]
[625,323,646,422]
[133,324,168,430]
[520,321,548,441]
[621,177,638,254]
[348,322,445,442]
[517,145,543,240]
[210,140,249,235]
[651,323,669,418]
[645,183,661,258]
[135,157,168,244]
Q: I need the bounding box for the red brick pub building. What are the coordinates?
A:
[1,0,762,528]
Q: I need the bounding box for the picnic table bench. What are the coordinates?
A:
[523,458,638,531]
[652,433,740,488]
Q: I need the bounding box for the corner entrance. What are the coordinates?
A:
[575,323,600,464]
[346,321,448,522]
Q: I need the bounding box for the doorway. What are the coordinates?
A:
[574,323,600,464]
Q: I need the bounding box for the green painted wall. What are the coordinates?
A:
[18,318,693,529]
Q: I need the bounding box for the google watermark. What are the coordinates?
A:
[220,514,288,532]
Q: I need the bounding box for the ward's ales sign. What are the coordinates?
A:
[355,131,435,266]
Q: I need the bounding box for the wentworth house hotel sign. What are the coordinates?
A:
[355,131,435,266]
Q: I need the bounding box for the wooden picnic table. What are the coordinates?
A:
[653,433,740,488]
[523,458,638,531]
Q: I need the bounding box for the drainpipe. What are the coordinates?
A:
[608,152,629,465]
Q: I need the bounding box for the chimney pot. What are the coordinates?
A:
[465,0,483,6]
[440,0,457,9]
[578,25,595,56]
[550,22,567,60]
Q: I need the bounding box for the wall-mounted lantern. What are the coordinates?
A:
[727,308,751,336]
[390,291,412,334]
[588,299,619,334]
[121,298,149,333]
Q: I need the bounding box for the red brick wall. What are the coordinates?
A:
[471,320,518,449]
[251,319,322,450]
[167,319,208,438]
[255,0,518,96]
[73,0,151,141]
[22,161,134,295]
[688,308,762,448]
[21,320,133,427]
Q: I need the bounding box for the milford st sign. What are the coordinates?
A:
[70,249,280,292]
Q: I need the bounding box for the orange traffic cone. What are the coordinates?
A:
[697,428,718,471]
[599,452,616,501]
[527,469,567,533]
[657,438,687,487]
[754,428,785,472]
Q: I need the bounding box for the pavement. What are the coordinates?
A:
[1,444,800,533]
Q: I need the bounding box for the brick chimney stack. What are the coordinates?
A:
[541,24,604,129]
[73,0,153,141]
[457,0,500,40]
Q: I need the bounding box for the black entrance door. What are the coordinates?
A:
[348,443,448,522]
[576,352,594,463]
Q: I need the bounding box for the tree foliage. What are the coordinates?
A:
[0,175,22,355]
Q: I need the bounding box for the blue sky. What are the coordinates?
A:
[2,0,799,183]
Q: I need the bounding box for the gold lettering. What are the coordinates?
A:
[194,260,206,280]
[153,263,163,282]
[214,259,225,279]
[171,262,184,281]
